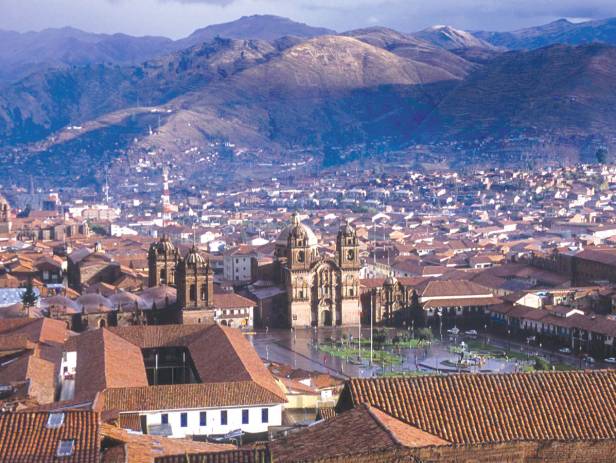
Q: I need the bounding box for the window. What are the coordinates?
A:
[261,408,269,424]
[200,411,207,426]
[56,440,74,457]
[161,413,168,425]
[190,284,196,302]
[242,409,249,424]
[47,412,64,429]
[221,410,227,425]
[180,412,188,428]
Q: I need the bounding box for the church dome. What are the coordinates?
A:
[339,219,356,237]
[151,236,176,255]
[276,212,318,247]
[384,274,398,286]
[185,246,206,266]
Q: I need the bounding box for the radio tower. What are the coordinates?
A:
[161,166,172,223]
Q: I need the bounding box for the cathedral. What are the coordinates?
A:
[147,236,216,324]
[274,213,361,327]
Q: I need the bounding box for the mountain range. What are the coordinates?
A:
[2,14,616,184]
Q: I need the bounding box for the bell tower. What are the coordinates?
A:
[148,236,179,287]
[287,213,313,271]
[336,219,360,271]
[176,246,213,311]
[0,195,12,234]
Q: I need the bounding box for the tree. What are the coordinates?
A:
[21,280,38,317]
[596,147,608,164]
[534,357,551,371]
[416,327,433,341]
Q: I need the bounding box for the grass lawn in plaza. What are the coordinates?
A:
[318,343,403,366]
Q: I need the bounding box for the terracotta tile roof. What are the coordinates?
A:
[270,403,446,462]
[154,449,270,463]
[0,318,67,346]
[68,325,285,410]
[116,412,142,432]
[421,280,492,298]
[316,406,336,421]
[105,325,285,401]
[74,328,148,401]
[338,371,616,445]
[0,410,100,462]
[212,292,255,309]
[422,296,502,309]
[367,406,449,447]
[98,381,285,412]
[100,423,234,463]
[188,325,286,401]
[0,354,56,404]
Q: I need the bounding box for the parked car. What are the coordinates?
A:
[604,357,616,364]
[464,330,478,337]
[584,356,595,364]
[558,347,572,354]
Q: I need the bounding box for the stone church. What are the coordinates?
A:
[147,237,216,324]
[274,213,361,328]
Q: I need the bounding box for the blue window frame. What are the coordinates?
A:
[221,410,227,425]
[200,411,207,426]
[161,413,168,425]
[180,412,188,428]
[261,408,269,424]
[242,409,249,424]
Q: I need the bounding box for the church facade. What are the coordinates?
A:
[274,214,361,328]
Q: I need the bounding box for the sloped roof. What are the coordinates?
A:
[421,280,492,298]
[339,371,616,445]
[74,329,148,401]
[0,318,67,346]
[212,292,255,309]
[270,403,446,462]
[0,354,56,404]
[70,324,285,404]
[100,423,233,463]
[189,324,286,400]
[155,449,271,463]
[0,411,100,463]
[99,381,285,412]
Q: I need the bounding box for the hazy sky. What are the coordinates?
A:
[1,0,616,38]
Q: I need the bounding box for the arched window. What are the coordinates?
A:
[190,284,196,302]
[160,268,166,284]
[201,284,207,301]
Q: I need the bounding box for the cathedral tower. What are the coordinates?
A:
[336,219,360,271]
[148,236,179,287]
[0,195,12,235]
[176,246,213,311]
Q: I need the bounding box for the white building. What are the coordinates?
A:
[223,245,257,283]
[62,324,286,438]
